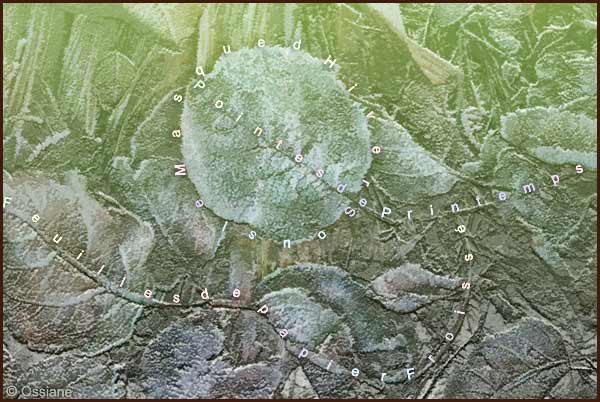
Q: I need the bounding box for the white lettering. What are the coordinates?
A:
[324,55,336,68]
[52,234,62,244]
[233,288,241,298]
[32,214,40,223]
[317,231,327,240]
[351,368,360,377]
[3,197,11,208]
[498,191,508,201]
[283,239,291,248]
[257,305,269,314]
[257,38,266,47]
[144,289,152,298]
[576,164,584,174]
[172,294,180,304]
[174,164,187,176]
[201,288,209,300]
[406,368,415,381]
[522,183,536,193]
[551,174,560,186]
[293,39,302,50]
[381,207,391,218]
[451,203,460,213]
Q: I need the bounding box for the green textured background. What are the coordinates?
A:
[3,3,597,399]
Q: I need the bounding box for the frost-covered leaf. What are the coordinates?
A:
[258,287,340,347]
[122,4,204,44]
[139,310,284,398]
[370,263,461,313]
[16,354,125,398]
[3,171,147,354]
[182,46,371,240]
[93,51,137,109]
[529,50,597,118]
[446,318,570,398]
[257,263,414,353]
[369,117,458,202]
[500,107,597,169]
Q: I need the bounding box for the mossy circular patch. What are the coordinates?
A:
[182,46,371,240]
